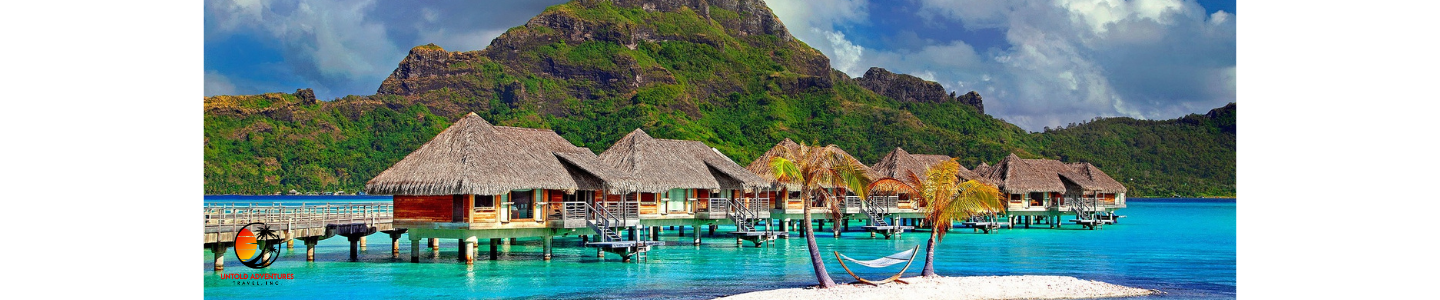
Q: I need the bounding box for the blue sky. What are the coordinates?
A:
[205,0,1235,131]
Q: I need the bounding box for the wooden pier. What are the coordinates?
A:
[203,203,399,270]
[960,221,1011,233]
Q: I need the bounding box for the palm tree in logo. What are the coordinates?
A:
[237,223,284,268]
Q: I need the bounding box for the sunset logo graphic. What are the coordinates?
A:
[234,222,283,268]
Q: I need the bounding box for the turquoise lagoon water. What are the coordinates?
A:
[203,197,1235,299]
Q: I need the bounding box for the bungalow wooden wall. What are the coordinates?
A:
[639,193,658,215]
[395,195,454,222]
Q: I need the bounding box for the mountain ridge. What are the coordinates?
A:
[202,0,1234,197]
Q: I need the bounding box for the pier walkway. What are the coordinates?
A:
[203,203,399,270]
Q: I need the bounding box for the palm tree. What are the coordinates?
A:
[871,159,1005,277]
[769,142,872,288]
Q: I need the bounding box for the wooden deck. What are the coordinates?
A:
[1069,219,1105,230]
[960,221,1011,233]
[203,203,394,244]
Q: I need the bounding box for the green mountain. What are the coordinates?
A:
[203,0,1235,197]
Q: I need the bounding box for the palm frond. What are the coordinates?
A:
[770,156,803,185]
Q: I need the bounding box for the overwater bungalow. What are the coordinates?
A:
[864,147,998,235]
[868,147,989,211]
[744,139,871,231]
[365,113,639,262]
[976,153,1128,228]
[597,129,778,244]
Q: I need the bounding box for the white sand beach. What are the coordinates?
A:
[714,275,1158,300]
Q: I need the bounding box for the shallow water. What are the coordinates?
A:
[202,198,1234,299]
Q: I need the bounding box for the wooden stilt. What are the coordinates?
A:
[461,238,474,264]
[693,225,701,245]
[489,238,500,260]
[211,243,227,271]
[390,234,401,259]
[347,235,361,261]
[410,238,419,263]
[542,235,553,261]
[304,238,318,262]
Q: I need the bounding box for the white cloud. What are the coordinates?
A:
[204,71,237,96]
[768,0,869,76]
[784,0,1237,131]
[208,0,398,96]
[767,0,868,30]
[819,29,865,76]
[206,0,568,98]
[1058,0,1187,34]
[1210,10,1230,25]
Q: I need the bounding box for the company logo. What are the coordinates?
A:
[234,222,283,269]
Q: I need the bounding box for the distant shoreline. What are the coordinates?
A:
[713,275,1159,300]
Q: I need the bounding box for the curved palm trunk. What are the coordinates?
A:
[922,228,939,277]
[802,190,837,288]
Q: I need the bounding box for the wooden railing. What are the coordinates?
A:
[203,203,393,234]
[701,198,729,213]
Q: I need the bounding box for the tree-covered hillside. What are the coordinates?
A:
[203,0,1234,197]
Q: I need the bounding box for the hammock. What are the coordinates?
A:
[832,246,919,285]
[837,249,916,268]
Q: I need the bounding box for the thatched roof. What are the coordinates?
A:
[869,148,987,185]
[598,129,767,193]
[870,147,931,179]
[978,153,1127,194]
[972,162,991,176]
[744,138,872,190]
[1069,162,1127,193]
[365,113,628,195]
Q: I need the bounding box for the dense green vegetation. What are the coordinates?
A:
[203,1,1234,197]
[204,96,451,194]
[1034,103,1236,197]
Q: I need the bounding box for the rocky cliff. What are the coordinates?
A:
[855,67,983,114]
[204,88,318,117]
[376,0,835,119]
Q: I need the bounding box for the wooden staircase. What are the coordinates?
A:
[725,197,785,246]
[1067,196,1104,230]
[563,200,652,261]
[860,195,910,238]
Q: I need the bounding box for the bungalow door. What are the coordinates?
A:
[452,195,466,222]
[512,190,534,220]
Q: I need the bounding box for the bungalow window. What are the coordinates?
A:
[475,195,496,209]
[1029,192,1043,207]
